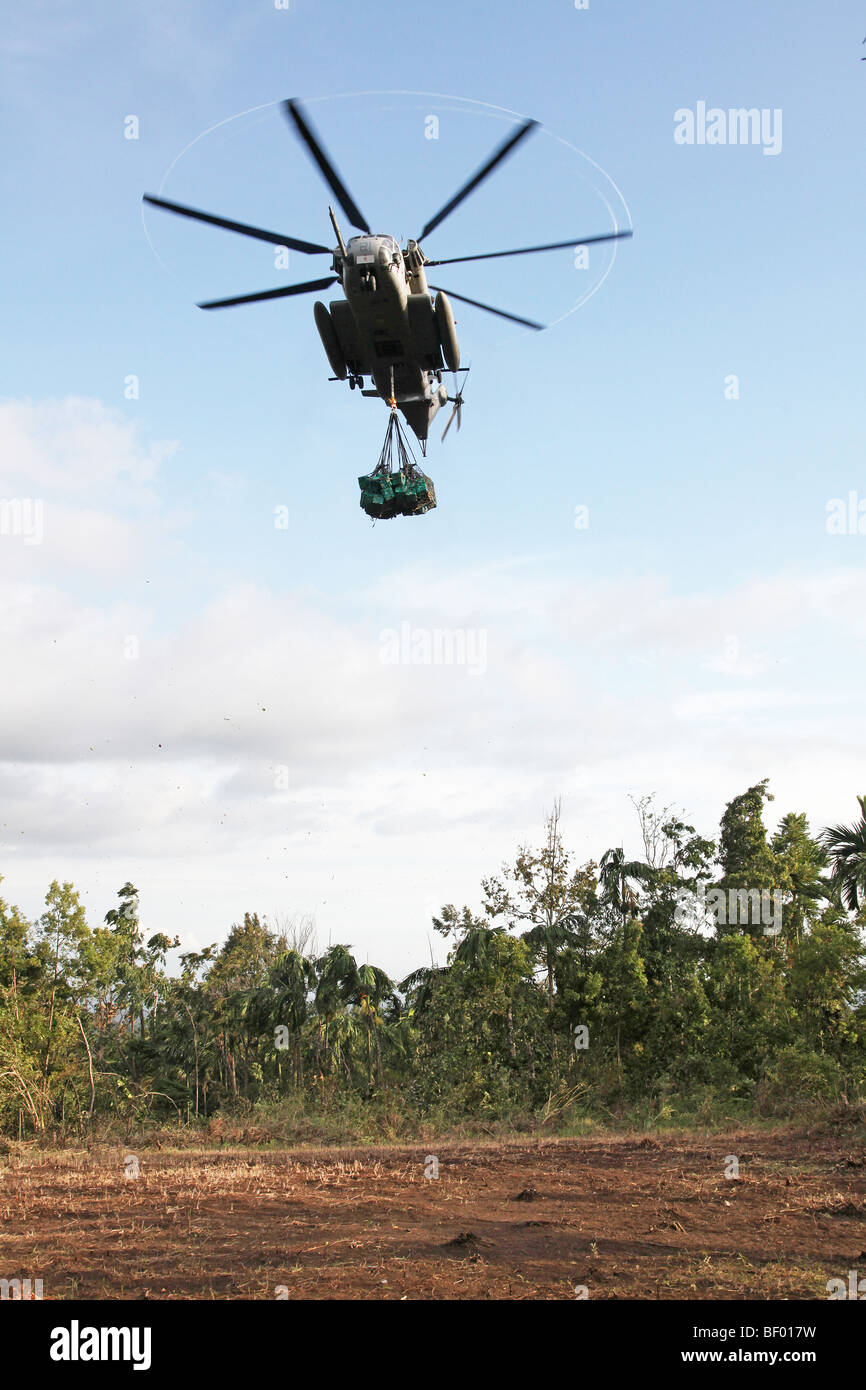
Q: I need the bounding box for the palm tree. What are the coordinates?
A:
[400,965,448,1016]
[453,923,504,969]
[821,795,866,912]
[521,918,573,1012]
[352,963,394,1087]
[268,950,315,1089]
[314,945,359,1079]
[452,925,522,1061]
[598,847,654,926]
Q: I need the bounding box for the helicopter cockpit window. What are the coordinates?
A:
[350,239,376,265]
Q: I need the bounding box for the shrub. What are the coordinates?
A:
[755,1045,846,1117]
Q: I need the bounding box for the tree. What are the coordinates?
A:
[168,946,217,1118]
[314,945,360,1083]
[483,801,599,1012]
[0,887,45,1135]
[598,918,649,1075]
[821,795,866,912]
[37,881,90,1126]
[0,881,40,1002]
[719,781,775,878]
[704,933,786,1082]
[269,949,315,1090]
[630,793,676,870]
[104,883,147,1044]
[207,913,280,1099]
[771,812,829,944]
[2,784,865,1139]
[717,781,781,936]
[598,846,653,927]
[266,911,318,959]
[352,963,394,1087]
[787,919,866,1058]
[411,927,540,1112]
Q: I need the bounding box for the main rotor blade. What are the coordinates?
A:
[418,117,538,241]
[426,229,633,267]
[198,275,338,310]
[429,284,544,331]
[143,195,331,255]
[283,98,370,233]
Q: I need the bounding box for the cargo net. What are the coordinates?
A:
[358,410,436,520]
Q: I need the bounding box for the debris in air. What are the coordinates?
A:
[359,408,436,520]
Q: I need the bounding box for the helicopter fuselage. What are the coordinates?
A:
[145,98,630,466]
[314,233,458,448]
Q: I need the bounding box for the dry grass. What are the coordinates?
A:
[0,1124,863,1299]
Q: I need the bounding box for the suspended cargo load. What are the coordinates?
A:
[401,470,437,515]
[359,410,436,520]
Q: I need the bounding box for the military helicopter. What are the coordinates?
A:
[144,99,632,453]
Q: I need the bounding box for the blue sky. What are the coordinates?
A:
[1,0,864,974]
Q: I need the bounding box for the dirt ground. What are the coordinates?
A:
[1,1126,864,1299]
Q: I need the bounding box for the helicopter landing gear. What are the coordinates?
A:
[348,374,363,390]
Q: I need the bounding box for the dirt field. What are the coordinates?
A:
[1,1126,864,1299]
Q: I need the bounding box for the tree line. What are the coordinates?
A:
[1,782,864,1139]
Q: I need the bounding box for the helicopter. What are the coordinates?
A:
[144,98,632,452]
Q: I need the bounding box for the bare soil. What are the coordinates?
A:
[1,1126,864,1299]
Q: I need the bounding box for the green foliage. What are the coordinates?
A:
[1,785,865,1139]
[755,1044,850,1116]
[718,780,782,935]
[821,794,866,912]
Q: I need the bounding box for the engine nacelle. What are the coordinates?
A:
[329,299,368,377]
[407,292,441,370]
[434,291,460,372]
[314,301,347,379]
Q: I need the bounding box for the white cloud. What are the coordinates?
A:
[1,397,864,971]
[0,397,177,579]
[673,689,826,720]
[0,396,175,497]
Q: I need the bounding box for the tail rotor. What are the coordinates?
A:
[441,367,470,441]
